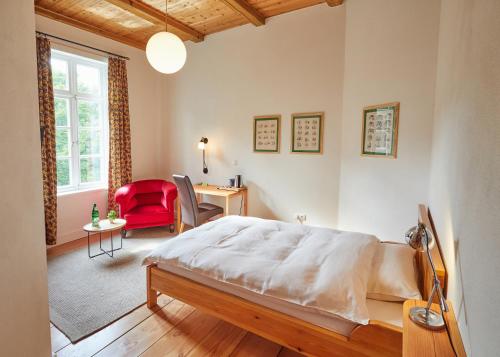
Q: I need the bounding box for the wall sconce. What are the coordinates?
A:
[198,137,208,174]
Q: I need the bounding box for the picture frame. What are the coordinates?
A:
[291,112,324,154]
[361,102,399,158]
[253,115,281,153]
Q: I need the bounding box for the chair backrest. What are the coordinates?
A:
[132,179,165,193]
[172,175,198,227]
[130,179,167,206]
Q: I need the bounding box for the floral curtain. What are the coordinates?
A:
[107,57,132,212]
[36,36,57,245]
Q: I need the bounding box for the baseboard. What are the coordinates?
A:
[47,232,103,257]
[53,229,87,247]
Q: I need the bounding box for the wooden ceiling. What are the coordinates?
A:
[35,0,344,50]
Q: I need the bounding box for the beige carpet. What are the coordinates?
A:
[48,227,173,343]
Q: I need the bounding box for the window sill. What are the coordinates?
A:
[57,186,108,197]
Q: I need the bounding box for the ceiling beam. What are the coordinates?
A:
[219,0,265,26]
[104,0,204,42]
[35,5,145,50]
[326,0,344,6]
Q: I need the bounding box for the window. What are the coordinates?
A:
[51,49,108,193]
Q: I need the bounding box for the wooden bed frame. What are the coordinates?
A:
[146,204,447,357]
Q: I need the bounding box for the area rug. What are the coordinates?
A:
[48,227,173,343]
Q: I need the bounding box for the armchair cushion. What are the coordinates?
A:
[135,192,164,206]
[125,205,170,227]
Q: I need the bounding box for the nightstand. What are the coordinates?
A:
[403,300,466,357]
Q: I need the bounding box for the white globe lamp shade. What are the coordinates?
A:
[146,32,186,74]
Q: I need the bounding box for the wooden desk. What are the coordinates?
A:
[403,300,466,357]
[176,185,248,230]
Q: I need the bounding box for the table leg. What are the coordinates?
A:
[243,190,248,216]
[110,230,114,257]
[88,229,124,259]
[225,196,230,216]
[98,230,122,258]
[87,232,91,258]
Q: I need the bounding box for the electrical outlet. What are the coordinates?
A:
[296,214,307,224]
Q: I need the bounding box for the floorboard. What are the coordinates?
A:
[51,297,290,357]
[50,325,71,353]
[186,320,247,356]
[96,300,195,357]
[140,309,221,356]
[278,348,306,357]
[230,333,283,357]
[55,295,172,357]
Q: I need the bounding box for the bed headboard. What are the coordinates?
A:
[416,204,448,301]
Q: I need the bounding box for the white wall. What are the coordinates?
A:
[161,5,346,226]
[56,189,108,244]
[337,0,441,242]
[0,1,51,355]
[40,1,442,245]
[428,0,500,354]
[35,16,168,245]
[161,1,441,238]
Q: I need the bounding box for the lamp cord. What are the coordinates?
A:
[202,149,208,174]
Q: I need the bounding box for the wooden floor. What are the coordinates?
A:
[51,296,304,356]
[49,236,304,357]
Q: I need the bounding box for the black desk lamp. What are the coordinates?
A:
[198,137,208,174]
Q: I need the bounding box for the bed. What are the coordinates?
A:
[144,205,446,357]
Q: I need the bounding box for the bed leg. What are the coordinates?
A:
[147,264,158,309]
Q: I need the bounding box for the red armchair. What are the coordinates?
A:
[115,179,177,236]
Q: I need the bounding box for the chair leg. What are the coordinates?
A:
[179,222,185,233]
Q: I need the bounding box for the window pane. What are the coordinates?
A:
[51,58,69,90]
[77,64,101,95]
[78,100,101,127]
[56,128,71,156]
[55,98,70,126]
[79,129,101,155]
[80,157,101,183]
[57,159,71,186]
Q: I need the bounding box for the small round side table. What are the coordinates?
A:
[83,219,126,258]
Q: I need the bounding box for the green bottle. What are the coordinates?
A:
[91,203,100,227]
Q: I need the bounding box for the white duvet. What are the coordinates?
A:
[143,216,379,324]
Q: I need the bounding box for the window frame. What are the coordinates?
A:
[52,49,109,194]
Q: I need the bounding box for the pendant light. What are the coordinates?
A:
[146,0,186,74]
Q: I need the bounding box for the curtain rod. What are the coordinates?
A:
[36,31,130,61]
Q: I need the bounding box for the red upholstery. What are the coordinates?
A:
[115,179,177,231]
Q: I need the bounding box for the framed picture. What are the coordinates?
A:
[253,115,280,153]
[361,102,399,158]
[291,112,324,154]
